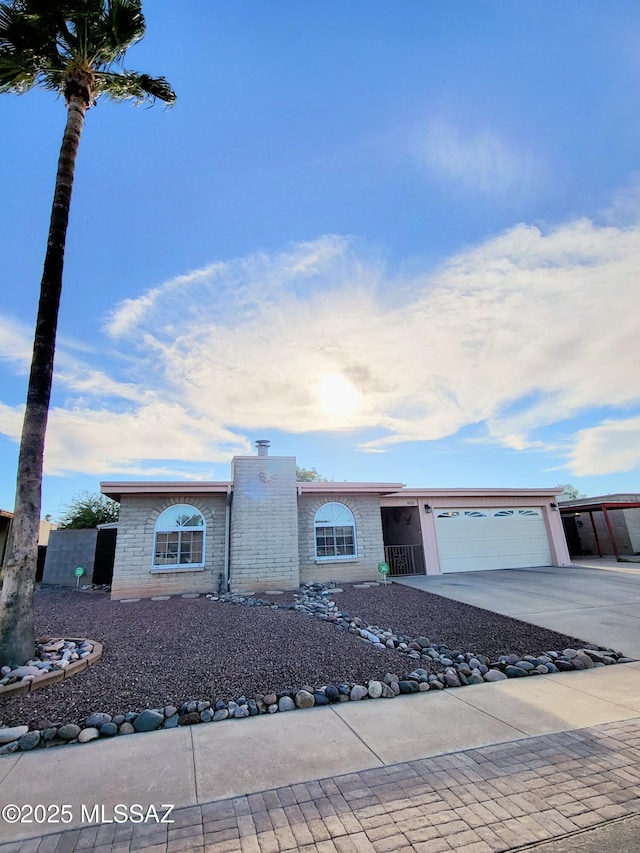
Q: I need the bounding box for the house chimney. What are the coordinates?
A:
[255,439,270,457]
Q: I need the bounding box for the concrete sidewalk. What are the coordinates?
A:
[2,562,639,851]
[1,662,640,851]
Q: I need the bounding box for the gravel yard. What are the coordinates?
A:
[0,583,589,730]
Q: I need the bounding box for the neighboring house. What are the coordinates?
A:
[0,510,12,569]
[1,511,57,576]
[560,494,640,560]
[100,441,571,600]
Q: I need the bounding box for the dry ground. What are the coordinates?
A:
[0,583,589,728]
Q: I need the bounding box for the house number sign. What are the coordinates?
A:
[378,562,390,587]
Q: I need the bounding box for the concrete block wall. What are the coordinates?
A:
[576,510,634,557]
[229,456,299,593]
[298,494,385,585]
[111,494,226,599]
[624,508,640,554]
[43,529,98,586]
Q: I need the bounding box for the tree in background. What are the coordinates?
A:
[296,466,329,482]
[57,492,119,529]
[557,484,587,500]
[0,0,175,666]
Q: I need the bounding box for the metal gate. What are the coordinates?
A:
[384,544,426,576]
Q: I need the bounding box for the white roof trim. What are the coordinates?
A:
[297,482,405,495]
[101,481,232,501]
[101,480,562,502]
[385,487,564,498]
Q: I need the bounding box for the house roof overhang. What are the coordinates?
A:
[297,482,405,496]
[101,481,233,502]
[101,480,406,502]
[382,487,565,499]
[101,481,566,503]
[560,501,640,514]
[559,493,640,512]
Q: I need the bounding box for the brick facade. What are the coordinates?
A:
[297,493,386,585]
[108,468,388,599]
[110,494,226,599]
[102,453,569,599]
[229,455,299,594]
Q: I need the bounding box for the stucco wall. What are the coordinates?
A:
[229,456,299,593]
[297,494,385,585]
[43,528,98,586]
[381,493,571,571]
[111,494,226,599]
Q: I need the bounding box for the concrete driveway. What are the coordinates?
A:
[396,560,640,659]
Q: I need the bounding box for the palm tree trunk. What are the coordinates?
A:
[0,96,86,667]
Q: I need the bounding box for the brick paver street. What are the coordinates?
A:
[2,716,639,853]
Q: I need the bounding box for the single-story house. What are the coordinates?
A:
[560,494,640,560]
[100,441,571,600]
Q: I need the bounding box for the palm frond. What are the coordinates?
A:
[0,52,36,91]
[99,0,145,60]
[0,2,65,93]
[0,0,174,105]
[0,2,60,64]
[93,68,175,105]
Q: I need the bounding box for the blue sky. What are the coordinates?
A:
[1,1,639,519]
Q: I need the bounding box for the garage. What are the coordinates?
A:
[435,507,552,573]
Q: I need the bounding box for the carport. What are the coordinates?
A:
[560,494,640,560]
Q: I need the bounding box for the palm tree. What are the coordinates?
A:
[0,0,175,666]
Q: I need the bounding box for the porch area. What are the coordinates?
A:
[381,506,426,576]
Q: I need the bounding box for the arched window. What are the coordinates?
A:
[153,504,205,569]
[314,502,357,560]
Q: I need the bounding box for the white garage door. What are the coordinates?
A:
[435,508,552,573]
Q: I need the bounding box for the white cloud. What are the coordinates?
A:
[567,417,640,476]
[603,172,640,226]
[103,220,639,470]
[104,235,350,340]
[0,403,22,440]
[409,117,544,198]
[0,316,33,369]
[0,315,149,405]
[42,403,251,476]
[1,210,639,480]
[103,262,226,339]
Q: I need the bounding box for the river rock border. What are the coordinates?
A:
[0,581,634,755]
[0,638,102,698]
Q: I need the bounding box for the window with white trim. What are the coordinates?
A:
[314,502,357,559]
[153,504,205,570]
